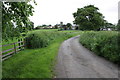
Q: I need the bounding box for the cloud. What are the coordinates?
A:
[119,1,120,20]
[29,0,119,26]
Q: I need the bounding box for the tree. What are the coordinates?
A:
[105,22,115,30]
[42,24,47,27]
[26,21,34,30]
[48,24,52,26]
[2,1,36,40]
[63,25,67,30]
[58,22,64,30]
[66,23,72,30]
[54,24,58,29]
[73,5,105,31]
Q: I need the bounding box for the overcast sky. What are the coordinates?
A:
[29,0,120,27]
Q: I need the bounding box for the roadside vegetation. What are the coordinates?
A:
[2,30,82,78]
[79,31,120,64]
[25,30,76,49]
[2,1,120,79]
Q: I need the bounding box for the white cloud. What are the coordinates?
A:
[29,0,120,26]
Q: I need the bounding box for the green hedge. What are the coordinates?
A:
[25,31,75,49]
[80,31,120,64]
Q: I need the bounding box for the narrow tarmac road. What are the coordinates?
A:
[55,35,119,78]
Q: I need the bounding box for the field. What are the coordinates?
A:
[2,29,82,55]
[2,30,82,78]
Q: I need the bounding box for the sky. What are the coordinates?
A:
[29,0,120,27]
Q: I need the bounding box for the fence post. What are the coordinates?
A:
[23,38,26,49]
[14,43,16,54]
[18,39,21,50]
[20,38,23,49]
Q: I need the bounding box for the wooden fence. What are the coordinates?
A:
[1,38,25,61]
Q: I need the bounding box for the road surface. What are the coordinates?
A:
[54,35,119,78]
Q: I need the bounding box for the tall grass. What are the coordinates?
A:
[25,31,79,49]
[80,31,119,64]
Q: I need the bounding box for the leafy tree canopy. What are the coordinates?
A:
[66,23,72,27]
[2,1,36,40]
[73,5,105,31]
[66,23,72,30]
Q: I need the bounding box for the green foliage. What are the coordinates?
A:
[2,1,35,40]
[3,30,82,78]
[80,31,119,64]
[117,19,120,31]
[54,24,59,29]
[25,32,49,49]
[66,23,72,30]
[58,28,64,31]
[25,30,79,49]
[103,20,116,30]
[73,5,105,30]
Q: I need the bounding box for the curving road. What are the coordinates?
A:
[54,35,119,78]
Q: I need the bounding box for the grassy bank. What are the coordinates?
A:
[2,29,57,55]
[79,31,119,64]
[3,30,81,78]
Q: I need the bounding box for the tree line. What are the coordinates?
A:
[73,5,119,31]
[35,23,73,30]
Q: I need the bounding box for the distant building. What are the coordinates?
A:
[45,26,55,29]
[72,24,79,30]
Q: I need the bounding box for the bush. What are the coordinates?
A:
[25,31,76,49]
[25,34,48,49]
[80,31,120,64]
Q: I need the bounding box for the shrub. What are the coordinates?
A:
[25,31,77,49]
[25,33,48,49]
[80,31,120,64]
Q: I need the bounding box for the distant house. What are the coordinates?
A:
[100,26,115,31]
[48,26,54,28]
[72,24,79,30]
[72,25,77,30]
[44,26,55,29]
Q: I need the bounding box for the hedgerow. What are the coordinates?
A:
[25,31,76,49]
[80,31,120,64]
